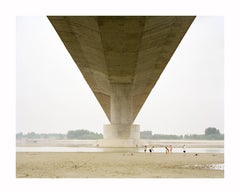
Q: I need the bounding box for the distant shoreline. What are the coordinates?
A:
[16,139,224,148]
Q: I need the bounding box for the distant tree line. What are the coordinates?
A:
[16,132,66,140]
[16,129,103,140]
[140,131,184,140]
[67,129,103,140]
[140,127,224,140]
[16,127,223,140]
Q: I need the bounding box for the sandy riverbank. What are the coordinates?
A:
[16,152,224,178]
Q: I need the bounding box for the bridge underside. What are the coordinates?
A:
[48,16,195,147]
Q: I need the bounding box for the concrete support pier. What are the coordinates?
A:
[100,124,140,147]
[103,124,140,139]
[101,84,140,147]
[110,84,133,125]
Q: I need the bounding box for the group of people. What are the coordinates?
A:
[143,144,186,153]
[144,145,154,153]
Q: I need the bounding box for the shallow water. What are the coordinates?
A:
[208,163,224,170]
[16,146,224,153]
[183,163,224,170]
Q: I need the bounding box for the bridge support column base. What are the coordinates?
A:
[98,138,140,148]
[98,124,140,147]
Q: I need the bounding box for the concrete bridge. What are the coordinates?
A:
[48,16,195,147]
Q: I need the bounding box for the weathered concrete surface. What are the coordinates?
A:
[48,16,195,146]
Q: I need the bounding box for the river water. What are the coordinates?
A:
[16,146,224,153]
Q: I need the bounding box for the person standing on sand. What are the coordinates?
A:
[149,146,154,153]
[165,146,169,154]
[169,145,173,153]
[144,145,147,153]
[183,145,186,153]
[151,146,154,152]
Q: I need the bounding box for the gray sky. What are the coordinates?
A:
[16,16,224,135]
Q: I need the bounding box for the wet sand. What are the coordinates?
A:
[16,152,224,178]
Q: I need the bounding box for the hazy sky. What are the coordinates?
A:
[16,16,224,135]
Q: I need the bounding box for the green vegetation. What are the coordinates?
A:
[16,132,66,140]
[140,131,183,140]
[16,129,103,140]
[16,127,223,140]
[140,127,224,140]
[67,129,103,140]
